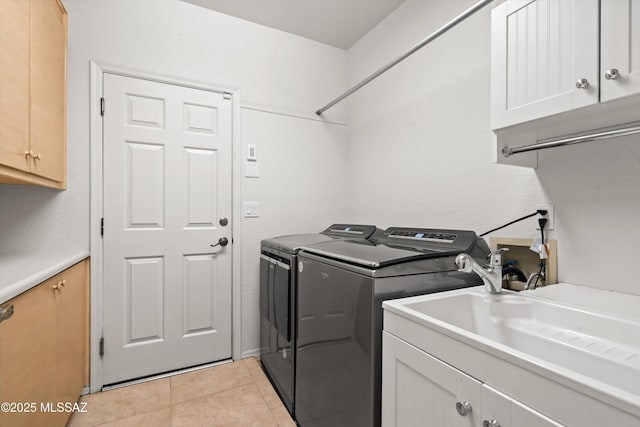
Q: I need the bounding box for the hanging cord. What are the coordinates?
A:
[479,209,548,237]
[532,217,548,289]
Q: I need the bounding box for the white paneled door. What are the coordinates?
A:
[102,74,232,385]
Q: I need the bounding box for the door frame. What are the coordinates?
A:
[89,61,243,392]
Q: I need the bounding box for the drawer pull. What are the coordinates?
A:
[0,305,14,324]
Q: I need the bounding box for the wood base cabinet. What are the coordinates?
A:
[0,259,89,427]
[0,0,67,189]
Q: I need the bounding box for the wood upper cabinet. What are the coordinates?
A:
[0,0,31,173]
[0,0,67,189]
[0,259,89,427]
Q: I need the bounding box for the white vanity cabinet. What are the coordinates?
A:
[382,332,562,427]
[481,384,562,427]
[382,331,481,427]
[491,0,640,129]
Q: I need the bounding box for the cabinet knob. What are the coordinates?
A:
[455,401,472,416]
[605,68,620,80]
[33,153,41,161]
[58,280,66,288]
[52,284,59,290]
[483,420,501,427]
[575,78,590,89]
[0,304,14,324]
[24,151,32,158]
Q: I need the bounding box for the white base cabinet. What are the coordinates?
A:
[482,384,562,427]
[382,332,561,427]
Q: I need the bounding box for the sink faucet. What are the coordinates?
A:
[455,248,509,294]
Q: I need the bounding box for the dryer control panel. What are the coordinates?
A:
[381,227,480,253]
[322,224,378,239]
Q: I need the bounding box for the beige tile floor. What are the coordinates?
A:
[67,357,296,427]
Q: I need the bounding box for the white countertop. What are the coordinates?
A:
[524,282,640,322]
[0,250,90,303]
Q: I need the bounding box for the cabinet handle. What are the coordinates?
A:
[575,78,590,89]
[483,420,501,427]
[605,68,620,80]
[455,401,472,416]
[0,304,14,324]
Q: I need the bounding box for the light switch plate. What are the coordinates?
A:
[247,144,257,161]
[245,161,259,178]
[244,201,259,218]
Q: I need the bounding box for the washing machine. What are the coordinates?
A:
[294,227,490,427]
[259,224,380,417]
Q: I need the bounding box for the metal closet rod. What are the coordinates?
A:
[315,0,495,116]
[502,124,640,157]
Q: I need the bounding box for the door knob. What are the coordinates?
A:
[211,237,229,248]
[219,217,229,226]
[483,420,501,427]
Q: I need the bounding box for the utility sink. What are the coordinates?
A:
[383,286,640,410]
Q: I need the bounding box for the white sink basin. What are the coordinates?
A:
[384,286,640,406]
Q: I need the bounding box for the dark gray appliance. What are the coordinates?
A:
[260,224,379,417]
[294,227,490,427]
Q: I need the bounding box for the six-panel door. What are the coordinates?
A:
[102,73,233,384]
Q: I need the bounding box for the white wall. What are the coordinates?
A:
[346,0,640,296]
[0,0,349,357]
[241,109,349,354]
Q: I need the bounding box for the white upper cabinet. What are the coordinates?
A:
[491,0,599,129]
[601,0,640,102]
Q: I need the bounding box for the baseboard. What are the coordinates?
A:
[241,348,261,359]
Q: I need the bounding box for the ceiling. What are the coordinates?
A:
[182,0,405,49]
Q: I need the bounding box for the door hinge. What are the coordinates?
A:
[100,97,105,116]
[99,337,105,357]
[223,92,232,100]
[100,217,104,237]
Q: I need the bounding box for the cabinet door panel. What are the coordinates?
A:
[491,0,599,129]
[382,332,481,427]
[53,260,88,426]
[0,279,56,427]
[0,0,30,172]
[601,0,640,102]
[29,0,66,183]
[482,384,563,427]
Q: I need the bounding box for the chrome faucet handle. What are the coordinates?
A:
[455,253,474,273]
[487,248,509,268]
